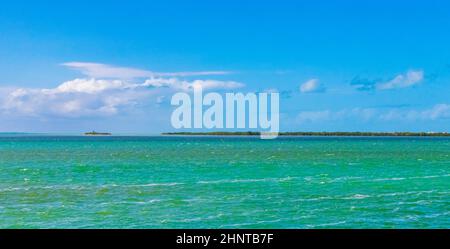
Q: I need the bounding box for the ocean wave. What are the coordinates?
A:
[218,219,284,228]
[371,177,405,182]
[163,213,226,223]
[196,176,298,185]
[409,174,450,179]
[423,211,450,219]
[0,182,183,192]
[306,221,347,228]
[342,194,371,200]
[291,196,334,202]
[127,182,183,187]
[97,199,162,206]
[376,190,436,197]
[360,173,450,183]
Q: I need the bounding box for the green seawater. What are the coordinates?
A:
[0,136,449,228]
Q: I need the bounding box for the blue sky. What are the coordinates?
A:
[0,0,449,133]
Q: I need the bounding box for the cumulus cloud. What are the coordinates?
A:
[299,79,325,93]
[297,108,376,123]
[351,70,424,91]
[62,62,231,79]
[1,79,148,117]
[377,70,424,90]
[142,77,244,91]
[296,110,332,123]
[425,104,450,120]
[297,104,450,124]
[0,76,245,118]
[263,88,279,93]
[380,104,450,121]
[51,78,131,94]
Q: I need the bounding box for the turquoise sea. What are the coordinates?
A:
[0,136,449,228]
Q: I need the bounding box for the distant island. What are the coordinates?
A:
[162,131,450,137]
[84,131,112,136]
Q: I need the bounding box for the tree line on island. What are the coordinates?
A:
[162,131,450,137]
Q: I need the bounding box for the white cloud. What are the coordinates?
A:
[299,79,325,93]
[0,76,245,118]
[263,88,278,93]
[51,78,131,94]
[62,62,231,79]
[296,110,331,123]
[142,77,244,91]
[297,108,376,123]
[380,104,450,121]
[189,79,244,91]
[1,79,148,118]
[297,104,450,124]
[377,70,424,90]
[425,104,450,120]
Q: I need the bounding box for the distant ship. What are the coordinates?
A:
[84,131,112,136]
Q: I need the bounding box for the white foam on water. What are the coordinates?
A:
[196,176,298,185]
[306,220,347,228]
[371,177,406,182]
[342,194,370,200]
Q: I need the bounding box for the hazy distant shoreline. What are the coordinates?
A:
[1,132,450,137]
[162,131,450,137]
